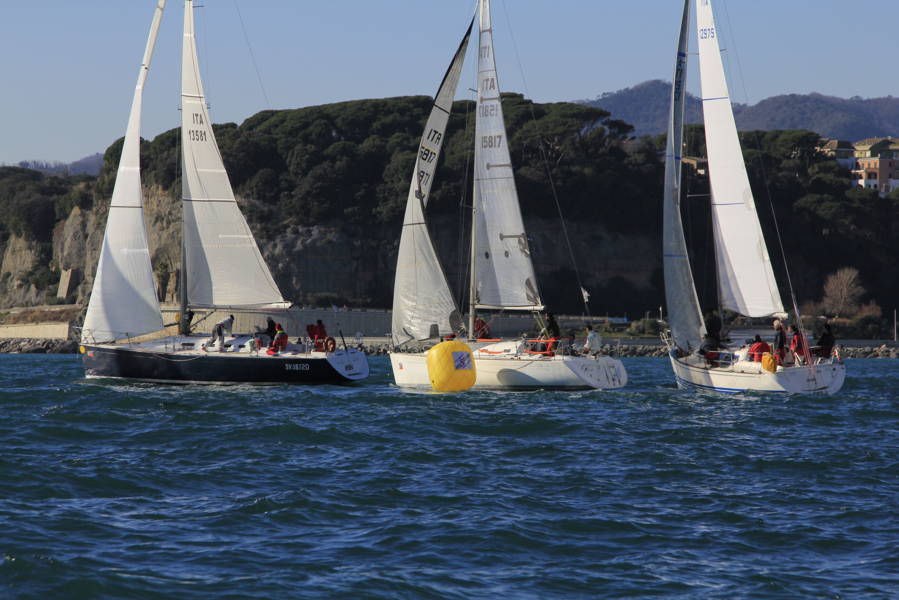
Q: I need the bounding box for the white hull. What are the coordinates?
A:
[668,351,845,395]
[390,347,627,391]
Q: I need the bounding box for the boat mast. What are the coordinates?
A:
[179,224,189,334]
[178,0,191,335]
[468,0,486,340]
[468,181,478,339]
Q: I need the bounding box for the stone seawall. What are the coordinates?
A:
[0,339,79,354]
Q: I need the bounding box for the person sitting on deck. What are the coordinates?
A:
[267,323,289,355]
[473,317,492,339]
[698,331,722,366]
[254,316,277,347]
[747,334,771,362]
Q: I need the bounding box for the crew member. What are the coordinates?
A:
[747,334,771,362]
[773,319,787,364]
[268,322,288,354]
[255,316,277,347]
[789,324,808,364]
[207,314,234,352]
[543,313,561,339]
[473,317,492,339]
[583,325,603,356]
[816,321,835,357]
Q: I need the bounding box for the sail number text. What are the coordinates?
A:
[479,103,499,118]
[188,112,208,142]
[699,27,716,40]
[481,135,503,149]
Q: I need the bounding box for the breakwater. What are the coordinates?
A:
[0,338,78,353]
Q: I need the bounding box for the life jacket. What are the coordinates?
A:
[748,341,771,362]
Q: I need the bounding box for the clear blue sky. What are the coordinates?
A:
[1,0,896,164]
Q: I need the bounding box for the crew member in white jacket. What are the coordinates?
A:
[206,314,234,351]
[583,325,603,356]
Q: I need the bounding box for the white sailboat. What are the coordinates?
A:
[80,0,368,384]
[389,0,627,390]
[662,0,844,394]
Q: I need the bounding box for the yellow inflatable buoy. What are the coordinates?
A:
[761,352,777,373]
[426,340,476,392]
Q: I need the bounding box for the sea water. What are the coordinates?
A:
[0,355,896,598]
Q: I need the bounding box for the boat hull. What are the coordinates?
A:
[668,352,845,394]
[81,342,369,385]
[390,351,627,390]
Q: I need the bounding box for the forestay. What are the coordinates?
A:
[696,0,783,317]
[391,19,473,345]
[82,1,167,344]
[471,0,542,311]
[662,0,706,352]
[180,0,287,309]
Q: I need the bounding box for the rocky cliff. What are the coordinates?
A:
[0,95,665,316]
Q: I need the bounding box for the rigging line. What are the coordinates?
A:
[499,0,589,316]
[232,0,271,109]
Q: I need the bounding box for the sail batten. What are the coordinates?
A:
[390,18,474,345]
[471,0,542,311]
[180,0,286,310]
[82,0,167,344]
[696,0,783,318]
[662,0,706,352]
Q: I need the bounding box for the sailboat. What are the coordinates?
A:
[389,0,627,390]
[661,0,844,394]
[80,0,368,384]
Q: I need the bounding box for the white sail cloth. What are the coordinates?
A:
[696,0,783,317]
[472,0,542,311]
[391,20,473,345]
[82,1,167,344]
[181,0,287,309]
[663,0,706,352]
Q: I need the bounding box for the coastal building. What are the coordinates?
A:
[819,137,899,196]
[850,137,899,195]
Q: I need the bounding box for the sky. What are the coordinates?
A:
[1,0,897,164]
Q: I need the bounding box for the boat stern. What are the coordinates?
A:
[325,348,370,381]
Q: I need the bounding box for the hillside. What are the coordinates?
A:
[583,80,899,140]
[15,153,104,177]
[0,95,664,317]
[1,94,898,331]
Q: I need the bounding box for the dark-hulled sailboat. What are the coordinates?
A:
[80,0,368,384]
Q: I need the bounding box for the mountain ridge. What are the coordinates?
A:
[581,80,899,140]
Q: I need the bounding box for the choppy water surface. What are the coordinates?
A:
[0,355,896,598]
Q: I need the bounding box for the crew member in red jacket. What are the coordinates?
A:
[747,334,771,362]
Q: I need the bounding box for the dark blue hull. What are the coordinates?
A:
[81,345,366,385]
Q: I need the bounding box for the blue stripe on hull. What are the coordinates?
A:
[673,373,787,394]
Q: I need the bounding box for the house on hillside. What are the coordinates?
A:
[819,136,899,196]
[851,137,899,195]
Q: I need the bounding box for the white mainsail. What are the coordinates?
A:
[663,0,706,352]
[471,0,542,311]
[391,20,474,346]
[696,0,783,317]
[82,1,167,344]
[180,0,287,309]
